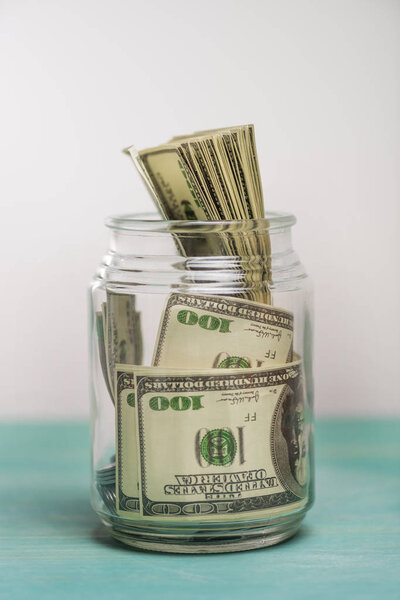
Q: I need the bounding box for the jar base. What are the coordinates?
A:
[109,514,305,554]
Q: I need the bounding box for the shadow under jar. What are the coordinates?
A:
[89,211,314,554]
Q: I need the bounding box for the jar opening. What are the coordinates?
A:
[105,211,296,233]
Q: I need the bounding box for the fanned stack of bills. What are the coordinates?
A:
[124,124,264,221]
[94,125,308,525]
[124,124,271,303]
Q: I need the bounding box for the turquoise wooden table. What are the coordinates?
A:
[1,420,399,600]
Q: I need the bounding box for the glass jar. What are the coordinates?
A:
[89,211,314,553]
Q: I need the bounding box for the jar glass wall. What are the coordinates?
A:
[89,211,314,553]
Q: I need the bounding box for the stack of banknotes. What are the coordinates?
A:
[125,124,271,303]
[124,124,264,222]
[95,125,307,522]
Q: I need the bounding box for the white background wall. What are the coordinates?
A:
[1,0,399,419]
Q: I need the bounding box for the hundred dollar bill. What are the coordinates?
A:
[124,145,227,259]
[115,361,308,521]
[135,145,209,221]
[106,292,143,400]
[152,293,293,369]
[123,145,168,218]
[95,310,113,400]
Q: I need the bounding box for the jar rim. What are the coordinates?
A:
[105,211,296,233]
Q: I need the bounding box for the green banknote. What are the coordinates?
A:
[115,368,139,513]
[115,361,308,522]
[105,292,143,400]
[152,293,293,369]
[136,145,209,221]
[95,311,113,401]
